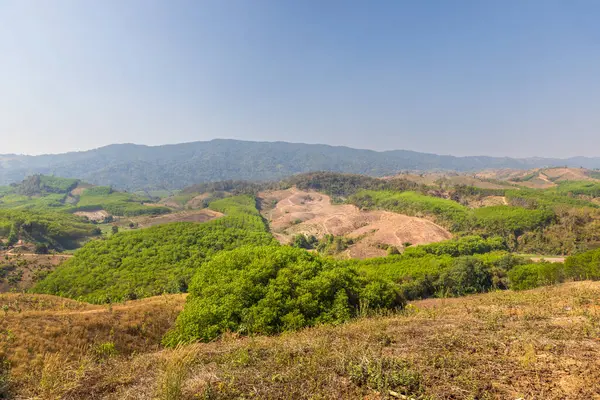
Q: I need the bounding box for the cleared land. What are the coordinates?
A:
[74,209,110,222]
[0,252,71,293]
[260,188,452,258]
[476,167,600,189]
[118,208,223,228]
[388,172,512,189]
[4,282,599,399]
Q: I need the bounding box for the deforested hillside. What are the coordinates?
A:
[3,139,600,191]
[260,188,452,258]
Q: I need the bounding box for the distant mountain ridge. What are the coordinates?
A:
[1,139,599,191]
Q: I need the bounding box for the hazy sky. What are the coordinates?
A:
[1,1,599,157]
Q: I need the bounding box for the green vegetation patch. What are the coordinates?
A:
[33,196,275,303]
[471,206,555,237]
[73,186,170,217]
[350,190,470,230]
[0,209,98,249]
[507,248,600,290]
[163,246,404,345]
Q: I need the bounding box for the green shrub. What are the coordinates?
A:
[508,263,565,290]
[402,236,507,258]
[350,251,527,300]
[93,342,119,360]
[435,257,493,296]
[564,248,600,280]
[163,246,404,345]
[472,206,555,238]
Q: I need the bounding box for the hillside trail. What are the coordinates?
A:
[25,294,188,316]
[4,248,73,258]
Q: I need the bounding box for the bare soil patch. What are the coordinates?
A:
[469,195,508,208]
[260,188,451,258]
[476,167,600,189]
[122,209,223,228]
[185,193,212,209]
[0,252,71,293]
[74,209,110,222]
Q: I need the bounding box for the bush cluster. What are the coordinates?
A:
[164,246,404,345]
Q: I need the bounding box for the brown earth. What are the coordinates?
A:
[260,188,451,258]
[74,209,110,222]
[119,209,223,229]
[528,256,566,263]
[469,195,508,208]
[70,182,94,197]
[185,193,212,209]
[0,252,71,293]
[387,172,511,189]
[476,167,600,189]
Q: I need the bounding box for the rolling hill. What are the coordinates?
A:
[3,282,599,399]
[2,139,600,191]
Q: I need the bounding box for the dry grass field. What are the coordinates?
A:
[2,282,599,399]
[0,253,71,293]
[260,188,451,258]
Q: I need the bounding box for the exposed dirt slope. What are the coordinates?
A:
[74,209,110,222]
[476,167,600,189]
[0,252,71,293]
[260,188,451,258]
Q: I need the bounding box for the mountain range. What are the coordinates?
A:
[1,139,599,191]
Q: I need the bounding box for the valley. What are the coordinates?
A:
[1,166,600,398]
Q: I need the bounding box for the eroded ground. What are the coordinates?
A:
[260,188,451,258]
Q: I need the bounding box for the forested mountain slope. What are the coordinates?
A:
[2,139,600,191]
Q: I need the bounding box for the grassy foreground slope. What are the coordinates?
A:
[4,282,598,399]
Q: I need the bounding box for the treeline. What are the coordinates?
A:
[350,190,556,248]
[509,247,600,290]
[286,171,421,200]
[181,180,275,196]
[11,175,79,197]
[177,172,424,204]
[0,209,98,250]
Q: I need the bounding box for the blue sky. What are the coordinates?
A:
[1,1,599,157]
